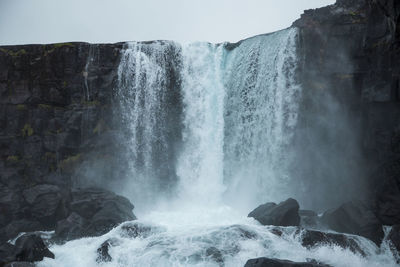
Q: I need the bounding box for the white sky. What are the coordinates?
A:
[0,0,335,45]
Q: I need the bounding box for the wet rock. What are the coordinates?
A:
[298,229,366,256]
[14,234,54,262]
[248,198,300,227]
[120,221,157,238]
[69,188,136,238]
[321,200,384,245]
[388,225,400,254]
[54,212,87,242]
[206,247,224,265]
[244,257,331,267]
[0,219,44,244]
[96,240,112,263]
[3,262,36,267]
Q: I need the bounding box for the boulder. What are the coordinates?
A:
[321,200,384,245]
[248,198,300,227]
[54,212,87,242]
[0,219,44,244]
[244,258,331,267]
[22,184,69,229]
[14,234,55,262]
[53,188,136,241]
[298,229,365,256]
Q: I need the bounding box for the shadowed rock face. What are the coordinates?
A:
[292,0,400,222]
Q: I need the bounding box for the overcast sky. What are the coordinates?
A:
[0,0,335,45]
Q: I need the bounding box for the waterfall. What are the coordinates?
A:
[116,41,182,209]
[177,42,226,204]
[38,28,399,267]
[223,28,301,208]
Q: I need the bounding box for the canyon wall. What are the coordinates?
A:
[0,0,399,242]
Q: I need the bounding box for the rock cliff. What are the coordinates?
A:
[0,0,399,244]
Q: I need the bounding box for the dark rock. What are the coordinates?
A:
[14,234,54,262]
[22,184,60,204]
[0,243,17,264]
[51,188,136,242]
[244,257,331,267]
[68,188,136,238]
[120,221,157,239]
[321,200,384,245]
[96,240,112,263]
[3,262,36,267]
[0,220,44,244]
[205,247,224,265]
[298,229,366,256]
[248,198,300,227]
[54,212,87,242]
[388,224,400,254]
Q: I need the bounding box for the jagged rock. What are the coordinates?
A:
[321,200,384,245]
[14,234,54,262]
[244,257,331,267]
[298,229,366,256]
[388,225,400,254]
[248,198,300,227]
[96,240,113,263]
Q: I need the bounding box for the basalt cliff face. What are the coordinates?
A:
[293,0,400,224]
[0,0,399,244]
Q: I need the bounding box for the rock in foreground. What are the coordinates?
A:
[244,257,331,267]
[321,200,383,245]
[54,187,136,242]
[0,234,54,266]
[248,198,300,227]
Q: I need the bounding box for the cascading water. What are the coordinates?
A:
[223,28,301,210]
[37,28,399,267]
[176,42,226,205]
[116,41,182,210]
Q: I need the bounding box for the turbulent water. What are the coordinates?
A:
[38,28,399,266]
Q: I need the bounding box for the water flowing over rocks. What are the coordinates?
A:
[244,258,332,267]
[297,229,366,256]
[387,225,400,255]
[0,234,54,265]
[248,198,300,227]
[321,200,384,245]
[0,0,400,266]
[0,186,136,243]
